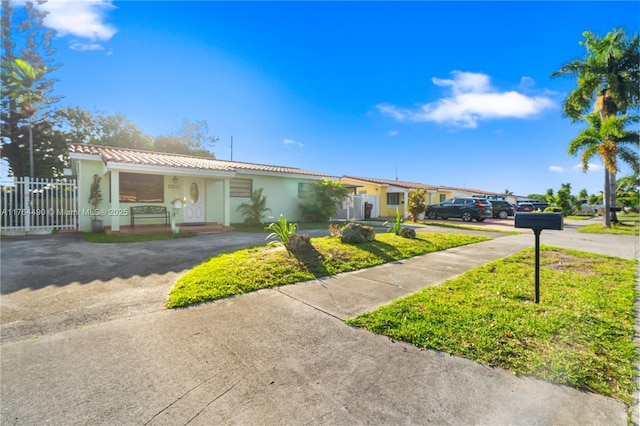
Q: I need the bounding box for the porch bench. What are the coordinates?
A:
[130,205,170,229]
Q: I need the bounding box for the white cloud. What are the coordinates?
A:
[376,71,555,128]
[549,166,565,173]
[573,163,604,172]
[388,130,398,136]
[69,41,105,52]
[35,1,117,50]
[283,138,304,147]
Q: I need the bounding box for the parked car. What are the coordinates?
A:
[489,200,515,219]
[516,202,549,212]
[425,198,493,222]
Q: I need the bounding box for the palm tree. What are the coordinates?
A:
[551,28,639,226]
[236,188,271,226]
[569,112,639,219]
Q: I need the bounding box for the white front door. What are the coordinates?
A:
[183,178,205,223]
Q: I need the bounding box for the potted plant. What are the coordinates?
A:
[88,174,103,232]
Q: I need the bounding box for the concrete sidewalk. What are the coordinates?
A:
[1,226,638,425]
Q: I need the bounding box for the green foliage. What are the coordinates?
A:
[298,179,349,222]
[554,182,574,215]
[616,174,640,210]
[347,247,638,404]
[544,206,564,213]
[236,188,271,226]
[154,118,217,157]
[579,222,639,236]
[167,232,489,308]
[407,189,427,222]
[88,174,103,220]
[1,1,62,177]
[384,209,403,235]
[265,215,297,246]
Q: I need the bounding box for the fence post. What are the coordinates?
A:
[22,177,31,231]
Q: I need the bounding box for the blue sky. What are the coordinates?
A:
[15,1,640,197]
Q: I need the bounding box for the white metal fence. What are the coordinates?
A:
[1,177,78,233]
[333,194,380,220]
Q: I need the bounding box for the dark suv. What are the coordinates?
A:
[425,198,493,222]
[489,200,515,219]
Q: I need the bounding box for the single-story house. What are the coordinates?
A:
[339,176,449,218]
[339,176,515,218]
[68,143,336,233]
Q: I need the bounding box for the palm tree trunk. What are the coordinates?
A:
[609,171,618,223]
[603,170,611,228]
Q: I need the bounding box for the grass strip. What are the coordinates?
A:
[421,221,521,234]
[167,232,489,308]
[347,246,638,404]
[578,222,639,235]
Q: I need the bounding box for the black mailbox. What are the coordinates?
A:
[515,213,563,230]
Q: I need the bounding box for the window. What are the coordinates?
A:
[230,178,252,197]
[298,182,313,199]
[439,194,446,202]
[119,173,163,203]
[387,193,400,205]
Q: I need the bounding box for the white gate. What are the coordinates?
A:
[1,177,78,233]
[333,194,380,220]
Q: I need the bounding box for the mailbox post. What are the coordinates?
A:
[514,213,563,303]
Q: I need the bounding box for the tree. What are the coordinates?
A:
[407,188,427,222]
[578,188,589,200]
[154,119,217,157]
[545,188,555,205]
[236,188,271,225]
[568,112,639,219]
[555,183,574,215]
[616,174,640,211]
[504,188,514,195]
[52,107,153,150]
[298,179,349,222]
[1,0,62,178]
[551,28,640,227]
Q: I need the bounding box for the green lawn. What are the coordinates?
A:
[347,246,638,404]
[167,232,490,308]
[420,221,522,234]
[578,220,639,236]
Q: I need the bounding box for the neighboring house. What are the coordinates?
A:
[68,144,335,233]
[339,176,515,218]
[339,176,451,218]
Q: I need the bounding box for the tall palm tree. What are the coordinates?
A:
[552,28,639,226]
[569,112,639,217]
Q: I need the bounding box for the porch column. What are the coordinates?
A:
[110,170,120,232]
[403,191,409,217]
[222,178,230,226]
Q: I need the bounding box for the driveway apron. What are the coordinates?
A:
[1,223,637,425]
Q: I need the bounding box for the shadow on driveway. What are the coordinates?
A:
[1,232,271,294]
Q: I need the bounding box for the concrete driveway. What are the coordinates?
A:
[1,222,637,425]
[1,232,276,344]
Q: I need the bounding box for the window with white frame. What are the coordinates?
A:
[387,192,400,205]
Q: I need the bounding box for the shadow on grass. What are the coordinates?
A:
[352,239,405,262]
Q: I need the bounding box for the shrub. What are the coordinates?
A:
[384,210,403,235]
[266,215,297,247]
[408,189,427,222]
[299,179,349,222]
[544,206,564,213]
[237,188,271,225]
